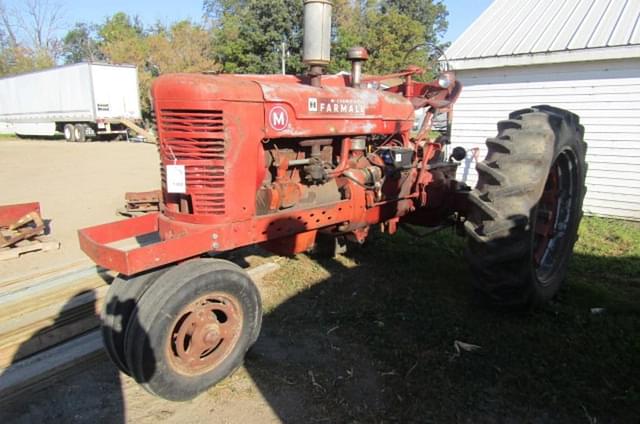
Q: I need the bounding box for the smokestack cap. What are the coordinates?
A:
[347,47,369,61]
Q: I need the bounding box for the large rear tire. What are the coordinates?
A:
[464,105,587,308]
[123,258,262,401]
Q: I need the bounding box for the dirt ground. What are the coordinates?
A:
[0,139,159,280]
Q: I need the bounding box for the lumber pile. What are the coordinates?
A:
[0,263,113,369]
[0,260,279,401]
[0,331,104,402]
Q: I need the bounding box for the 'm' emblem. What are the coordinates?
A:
[269,106,289,131]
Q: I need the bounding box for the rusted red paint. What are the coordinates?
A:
[534,163,560,265]
[167,292,243,375]
[79,67,463,276]
[0,202,40,227]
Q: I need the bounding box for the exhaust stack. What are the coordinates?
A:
[303,0,332,85]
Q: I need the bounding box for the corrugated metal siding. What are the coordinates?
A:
[451,58,640,221]
[447,0,640,61]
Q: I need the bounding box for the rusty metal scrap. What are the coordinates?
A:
[0,203,46,248]
[117,190,161,216]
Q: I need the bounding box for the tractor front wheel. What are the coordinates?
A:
[101,267,168,375]
[464,105,587,308]
[123,258,262,401]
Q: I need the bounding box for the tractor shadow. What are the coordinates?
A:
[0,289,126,424]
[242,228,640,423]
[0,224,637,423]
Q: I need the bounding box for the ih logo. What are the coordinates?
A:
[308,97,318,112]
[269,105,289,131]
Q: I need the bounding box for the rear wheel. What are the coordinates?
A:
[63,124,75,142]
[124,258,262,401]
[74,124,86,142]
[464,105,587,308]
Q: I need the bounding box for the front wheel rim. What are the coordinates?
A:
[533,150,579,284]
[166,292,243,376]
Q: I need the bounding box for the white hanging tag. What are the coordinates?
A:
[166,164,186,193]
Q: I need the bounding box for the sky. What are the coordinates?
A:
[4,0,493,43]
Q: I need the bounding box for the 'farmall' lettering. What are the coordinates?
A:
[308,97,367,115]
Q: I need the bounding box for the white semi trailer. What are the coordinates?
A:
[0,63,142,141]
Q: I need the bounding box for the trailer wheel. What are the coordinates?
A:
[124,258,262,401]
[100,267,168,375]
[464,105,587,308]
[63,124,76,142]
[74,124,86,142]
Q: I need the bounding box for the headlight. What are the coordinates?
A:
[437,72,454,89]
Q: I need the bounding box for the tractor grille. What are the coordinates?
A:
[158,109,226,215]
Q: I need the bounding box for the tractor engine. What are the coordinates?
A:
[152,67,460,255]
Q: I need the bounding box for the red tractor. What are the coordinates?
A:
[79,0,587,401]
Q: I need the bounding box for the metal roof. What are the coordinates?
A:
[446,0,640,69]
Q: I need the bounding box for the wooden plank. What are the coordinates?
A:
[0,241,60,261]
[0,259,92,292]
[0,286,107,337]
[0,330,104,403]
[0,267,113,320]
[0,315,100,368]
[0,277,109,321]
[0,265,110,300]
[0,287,107,366]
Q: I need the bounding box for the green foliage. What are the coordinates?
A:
[328,0,447,75]
[205,0,304,74]
[206,0,447,76]
[381,0,448,40]
[62,23,103,64]
[98,12,144,44]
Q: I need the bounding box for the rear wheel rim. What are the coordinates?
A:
[533,150,578,284]
[166,292,243,376]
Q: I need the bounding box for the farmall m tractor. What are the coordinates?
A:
[79,0,587,401]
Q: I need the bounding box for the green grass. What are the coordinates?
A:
[250,216,640,422]
[0,133,18,141]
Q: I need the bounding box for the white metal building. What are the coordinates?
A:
[446,0,640,220]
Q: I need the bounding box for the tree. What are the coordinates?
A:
[381,0,448,42]
[98,12,146,64]
[0,0,62,75]
[62,23,102,64]
[13,0,63,63]
[204,0,304,74]
[0,0,16,48]
[146,21,219,75]
[328,0,444,75]
[363,8,429,75]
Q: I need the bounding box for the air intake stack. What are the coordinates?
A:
[303,0,332,86]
